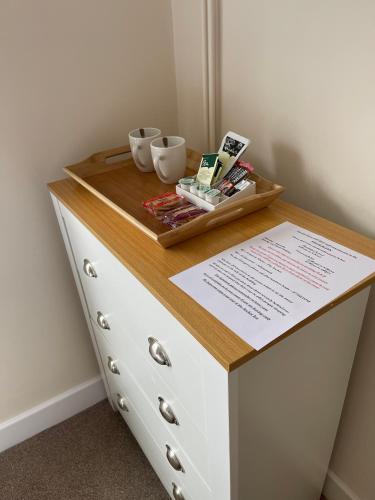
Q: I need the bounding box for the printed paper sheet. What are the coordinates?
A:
[170,222,375,350]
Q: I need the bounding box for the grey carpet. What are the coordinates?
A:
[0,401,169,500]
[0,401,329,500]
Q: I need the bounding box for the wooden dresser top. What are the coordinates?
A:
[48,178,374,371]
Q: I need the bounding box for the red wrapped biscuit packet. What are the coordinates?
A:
[143,192,186,218]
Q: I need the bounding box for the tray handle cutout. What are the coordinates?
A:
[90,145,132,164]
[205,207,244,227]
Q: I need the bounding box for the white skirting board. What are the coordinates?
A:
[323,470,362,500]
[0,375,106,453]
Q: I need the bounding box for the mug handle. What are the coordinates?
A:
[153,154,170,183]
[132,144,149,172]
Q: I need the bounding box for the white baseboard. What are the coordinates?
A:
[323,470,361,500]
[0,375,106,453]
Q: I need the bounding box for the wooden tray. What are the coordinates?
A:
[64,145,284,247]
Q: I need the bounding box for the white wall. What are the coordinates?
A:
[171,0,206,152]
[219,0,375,236]
[172,1,375,498]
[0,0,177,423]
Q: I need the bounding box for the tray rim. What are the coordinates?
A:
[63,145,285,247]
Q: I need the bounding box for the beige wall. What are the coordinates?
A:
[171,0,206,152]
[220,0,375,236]
[172,1,375,498]
[0,0,177,422]
[220,2,375,498]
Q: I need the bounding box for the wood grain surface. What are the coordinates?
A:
[48,178,374,371]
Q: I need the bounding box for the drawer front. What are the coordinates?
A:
[60,203,206,427]
[94,322,211,500]
[105,377,187,500]
[93,327,210,485]
[93,320,209,482]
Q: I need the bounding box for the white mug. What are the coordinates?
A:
[129,127,161,172]
[150,136,187,184]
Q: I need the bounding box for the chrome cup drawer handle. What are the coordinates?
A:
[158,397,179,425]
[97,311,110,330]
[166,445,184,472]
[172,483,185,500]
[107,356,120,375]
[116,393,129,412]
[148,337,171,367]
[83,258,97,278]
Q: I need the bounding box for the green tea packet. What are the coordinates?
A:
[197,153,223,186]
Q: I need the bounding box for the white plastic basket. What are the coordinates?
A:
[176,179,256,212]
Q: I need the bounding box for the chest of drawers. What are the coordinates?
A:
[49,179,373,500]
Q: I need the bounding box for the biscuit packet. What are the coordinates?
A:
[143,192,186,219]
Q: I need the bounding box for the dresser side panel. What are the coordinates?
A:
[202,353,233,500]
[236,287,369,500]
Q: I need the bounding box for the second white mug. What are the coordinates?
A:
[151,136,186,184]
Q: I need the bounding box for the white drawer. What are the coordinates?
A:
[94,322,211,500]
[104,376,187,500]
[60,202,206,428]
[93,319,210,483]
